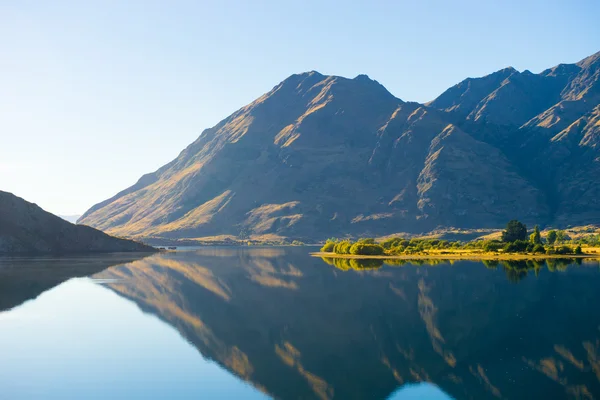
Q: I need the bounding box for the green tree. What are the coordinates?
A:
[556,230,568,243]
[501,220,527,243]
[320,241,335,252]
[546,230,557,245]
[333,241,352,254]
[483,240,503,252]
[349,243,384,256]
[530,225,541,245]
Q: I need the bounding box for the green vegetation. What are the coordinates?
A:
[556,230,568,243]
[319,220,590,258]
[501,220,527,243]
[349,243,384,256]
[546,230,557,245]
[320,241,335,252]
[530,225,541,245]
[575,234,600,246]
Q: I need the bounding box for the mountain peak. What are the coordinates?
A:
[498,66,517,74]
[79,51,600,241]
[298,70,323,77]
[354,73,372,81]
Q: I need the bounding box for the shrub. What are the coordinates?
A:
[546,246,556,255]
[526,242,534,252]
[483,240,503,252]
[532,244,545,253]
[349,243,385,256]
[386,245,405,255]
[555,245,573,255]
[436,240,450,249]
[381,237,408,249]
[333,241,352,254]
[503,240,529,253]
[320,242,335,252]
[575,245,583,255]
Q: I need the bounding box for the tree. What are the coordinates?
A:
[349,243,384,256]
[556,230,568,243]
[320,241,335,252]
[546,230,557,245]
[333,241,352,254]
[530,225,542,245]
[502,220,527,243]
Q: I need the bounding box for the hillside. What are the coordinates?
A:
[80,51,600,241]
[0,191,155,254]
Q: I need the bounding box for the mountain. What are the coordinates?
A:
[95,249,600,399]
[79,51,600,241]
[0,191,155,254]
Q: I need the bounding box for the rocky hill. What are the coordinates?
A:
[79,51,600,241]
[0,191,155,254]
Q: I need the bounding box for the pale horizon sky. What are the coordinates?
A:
[1,0,599,215]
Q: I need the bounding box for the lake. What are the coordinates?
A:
[1,247,599,399]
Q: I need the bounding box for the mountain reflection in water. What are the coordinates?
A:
[91,247,600,399]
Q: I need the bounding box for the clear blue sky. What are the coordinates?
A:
[1,0,598,215]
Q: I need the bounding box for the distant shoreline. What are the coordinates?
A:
[311,252,600,261]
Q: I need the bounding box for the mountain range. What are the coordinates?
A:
[0,191,155,254]
[79,51,600,242]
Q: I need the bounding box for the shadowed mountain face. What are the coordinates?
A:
[95,248,600,399]
[0,191,155,254]
[80,51,600,241]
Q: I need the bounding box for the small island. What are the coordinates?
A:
[313,220,600,260]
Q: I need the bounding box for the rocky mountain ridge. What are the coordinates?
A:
[79,51,600,241]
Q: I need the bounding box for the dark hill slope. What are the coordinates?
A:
[0,191,155,254]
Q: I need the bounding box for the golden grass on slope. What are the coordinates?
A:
[151,190,234,234]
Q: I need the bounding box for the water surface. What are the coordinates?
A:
[1,247,599,399]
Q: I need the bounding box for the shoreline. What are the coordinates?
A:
[311,252,600,261]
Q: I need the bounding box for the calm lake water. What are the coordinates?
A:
[1,247,600,399]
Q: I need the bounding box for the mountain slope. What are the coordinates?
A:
[0,191,155,254]
[80,51,600,241]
